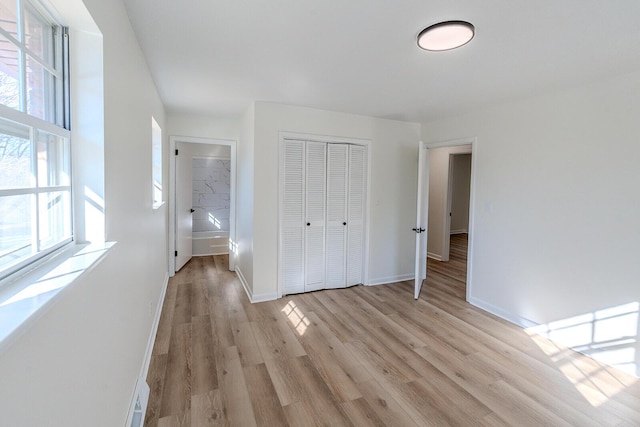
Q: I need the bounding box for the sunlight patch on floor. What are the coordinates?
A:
[282,300,310,336]
[526,302,639,407]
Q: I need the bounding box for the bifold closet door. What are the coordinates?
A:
[325,144,349,288]
[347,145,366,286]
[281,139,306,294]
[304,141,327,292]
[281,139,365,295]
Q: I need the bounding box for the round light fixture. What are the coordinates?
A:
[417,20,475,51]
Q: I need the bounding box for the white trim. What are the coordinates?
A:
[468,296,538,329]
[141,272,169,381]
[281,131,370,146]
[251,292,279,303]
[235,265,251,301]
[426,252,442,261]
[169,135,237,276]
[424,137,474,149]
[450,229,468,235]
[0,104,70,138]
[277,131,371,299]
[366,273,414,287]
[125,270,169,427]
[234,266,277,303]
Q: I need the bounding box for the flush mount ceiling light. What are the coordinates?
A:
[417,20,475,51]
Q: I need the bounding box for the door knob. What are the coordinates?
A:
[190,208,195,213]
[343,222,347,226]
[307,222,311,226]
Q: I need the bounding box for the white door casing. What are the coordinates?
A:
[175,142,193,271]
[414,141,429,299]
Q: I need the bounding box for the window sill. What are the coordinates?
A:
[0,241,115,353]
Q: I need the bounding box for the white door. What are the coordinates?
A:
[175,142,193,271]
[281,139,306,294]
[414,141,429,299]
[325,144,348,288]
[304,141,327,292]
[346,145,366,286]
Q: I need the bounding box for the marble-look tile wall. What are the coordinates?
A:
[192,157,231,233]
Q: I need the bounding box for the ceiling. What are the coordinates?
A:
[122,0,640,122]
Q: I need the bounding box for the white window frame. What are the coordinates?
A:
[0,0,71,282]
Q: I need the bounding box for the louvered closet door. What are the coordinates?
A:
[347,145,366,286]
[281,139,305,294]
[304,141,327,292]
[325,144,348,288]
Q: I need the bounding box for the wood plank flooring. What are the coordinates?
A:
[145,234,640,426]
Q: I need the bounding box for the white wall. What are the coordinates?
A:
[251,102,420,298]
[167,113,240,141]
[422,70,640,327]
[427,145,471,259]
[236,103,255,292]
[0,0,168,425]
[191,149,231,233]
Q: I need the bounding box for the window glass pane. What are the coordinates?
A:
[37,131,69,187]
[0,32,20,110]
[24,4,54,67]
[26,54,56,121]
[38,190,71,250]
[0,0,18,38]
[0,118,33,189]
[0,194,35,271]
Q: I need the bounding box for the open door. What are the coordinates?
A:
[414,141,429,299]
[175,142,193,271]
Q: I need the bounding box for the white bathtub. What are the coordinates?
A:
[192,230,229,256]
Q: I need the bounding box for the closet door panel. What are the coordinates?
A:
[325,144,348,288]
[304,141,327,292]
[347,145,366,286]
[282,140,306,294]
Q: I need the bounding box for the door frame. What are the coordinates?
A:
[277,131,372,298]
[423,137,477,302]
[169,135,237,276]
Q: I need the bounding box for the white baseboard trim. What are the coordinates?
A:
[468,296,538,329]
[427,252,442,261]
[235,265,252,301]
[193,251,230,257]
[366,273,414,286]
[252,291,279,303]
[450,229,468,235]
[142,272,169,379]
[127,272,169,427]
[234,266,277,303]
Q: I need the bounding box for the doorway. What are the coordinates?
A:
[415,138,475,301]
[169,136,237,276]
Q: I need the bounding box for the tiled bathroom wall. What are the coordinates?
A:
[192,157,231,232]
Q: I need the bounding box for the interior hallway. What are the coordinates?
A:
[144,236,640,426]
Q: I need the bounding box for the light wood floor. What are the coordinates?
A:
[144,234,640,426]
